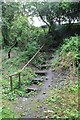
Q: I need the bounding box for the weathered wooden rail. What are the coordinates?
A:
[9,45,44,91]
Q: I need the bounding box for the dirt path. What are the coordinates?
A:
[14,69,54,118]
[14,56,66,118]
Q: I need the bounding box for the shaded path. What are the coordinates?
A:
[14,55,66,118]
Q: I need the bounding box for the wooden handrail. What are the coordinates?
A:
[9,45,44,77]
[9,70,21,77]
[21,45,44,71]
[9,44,44,90]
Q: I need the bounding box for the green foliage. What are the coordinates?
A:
[48,95,57,103]
[46,81,78,118]
[67,81,78,93]
[52,36,79,69]
[0,35,2,45]
[61,2,80,22]
[60,36,78,54]
[2,2,80,119]
[10,15,29,49]
[2,57,38,101]
[60,36,79,64]
[2,2,20,46]
[2,2,45,57]
[50,36,79,118]
[2,67,36,100]
[10,14,45,51]
[2,49,37,100]
[8,92,17,101]
[2,107,15,118]
[26,41,38,58]
[0,107,2,120]
[2,2,80,50]
[32,52,47,66]
[9,14,46,57]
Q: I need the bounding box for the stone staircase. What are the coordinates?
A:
[27,54,54,92]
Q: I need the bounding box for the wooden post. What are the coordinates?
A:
[10,76,12,91]
[18,73,21,88]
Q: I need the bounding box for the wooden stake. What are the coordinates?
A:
[10,76,12,91]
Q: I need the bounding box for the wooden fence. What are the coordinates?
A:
[9,45,44,91]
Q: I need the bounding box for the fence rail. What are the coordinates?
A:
[9,45,44,91]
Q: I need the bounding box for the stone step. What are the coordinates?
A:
[45,60,49,63]
[27,87,37,91]
[41,61,47,64]
[38,64,51,68]
[34,70,48,75]
[48,49,54,52]
[49,55,55,59]
[27,85,39,92]
[31,77,44,81]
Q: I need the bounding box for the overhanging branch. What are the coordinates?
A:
[36,5,50,27]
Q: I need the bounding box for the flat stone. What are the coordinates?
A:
[43,92,46,94]
[27,87,37,91]
[31,77,44,81]
[38,64,51,67]
[27,85,38,92]
[34,70,48,75]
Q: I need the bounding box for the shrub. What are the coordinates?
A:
[52,36,79,69]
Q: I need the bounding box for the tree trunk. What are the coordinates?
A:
[7,41,17,59]
[58,17,61,25]
[8,50,11,58]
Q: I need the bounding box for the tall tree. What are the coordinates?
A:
[2,2,20,46]
[2,2,20,58]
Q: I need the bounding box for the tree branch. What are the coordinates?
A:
[36,5,50,27]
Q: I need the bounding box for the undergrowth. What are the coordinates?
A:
[1,36,79,118]
[50,36,79,118]
[2,67,37,101]
[43,80,78,118]
[52,36,79,70]
[1,107,15,118]
[1,48,46,118]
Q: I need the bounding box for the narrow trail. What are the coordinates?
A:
[14,53,66,118]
